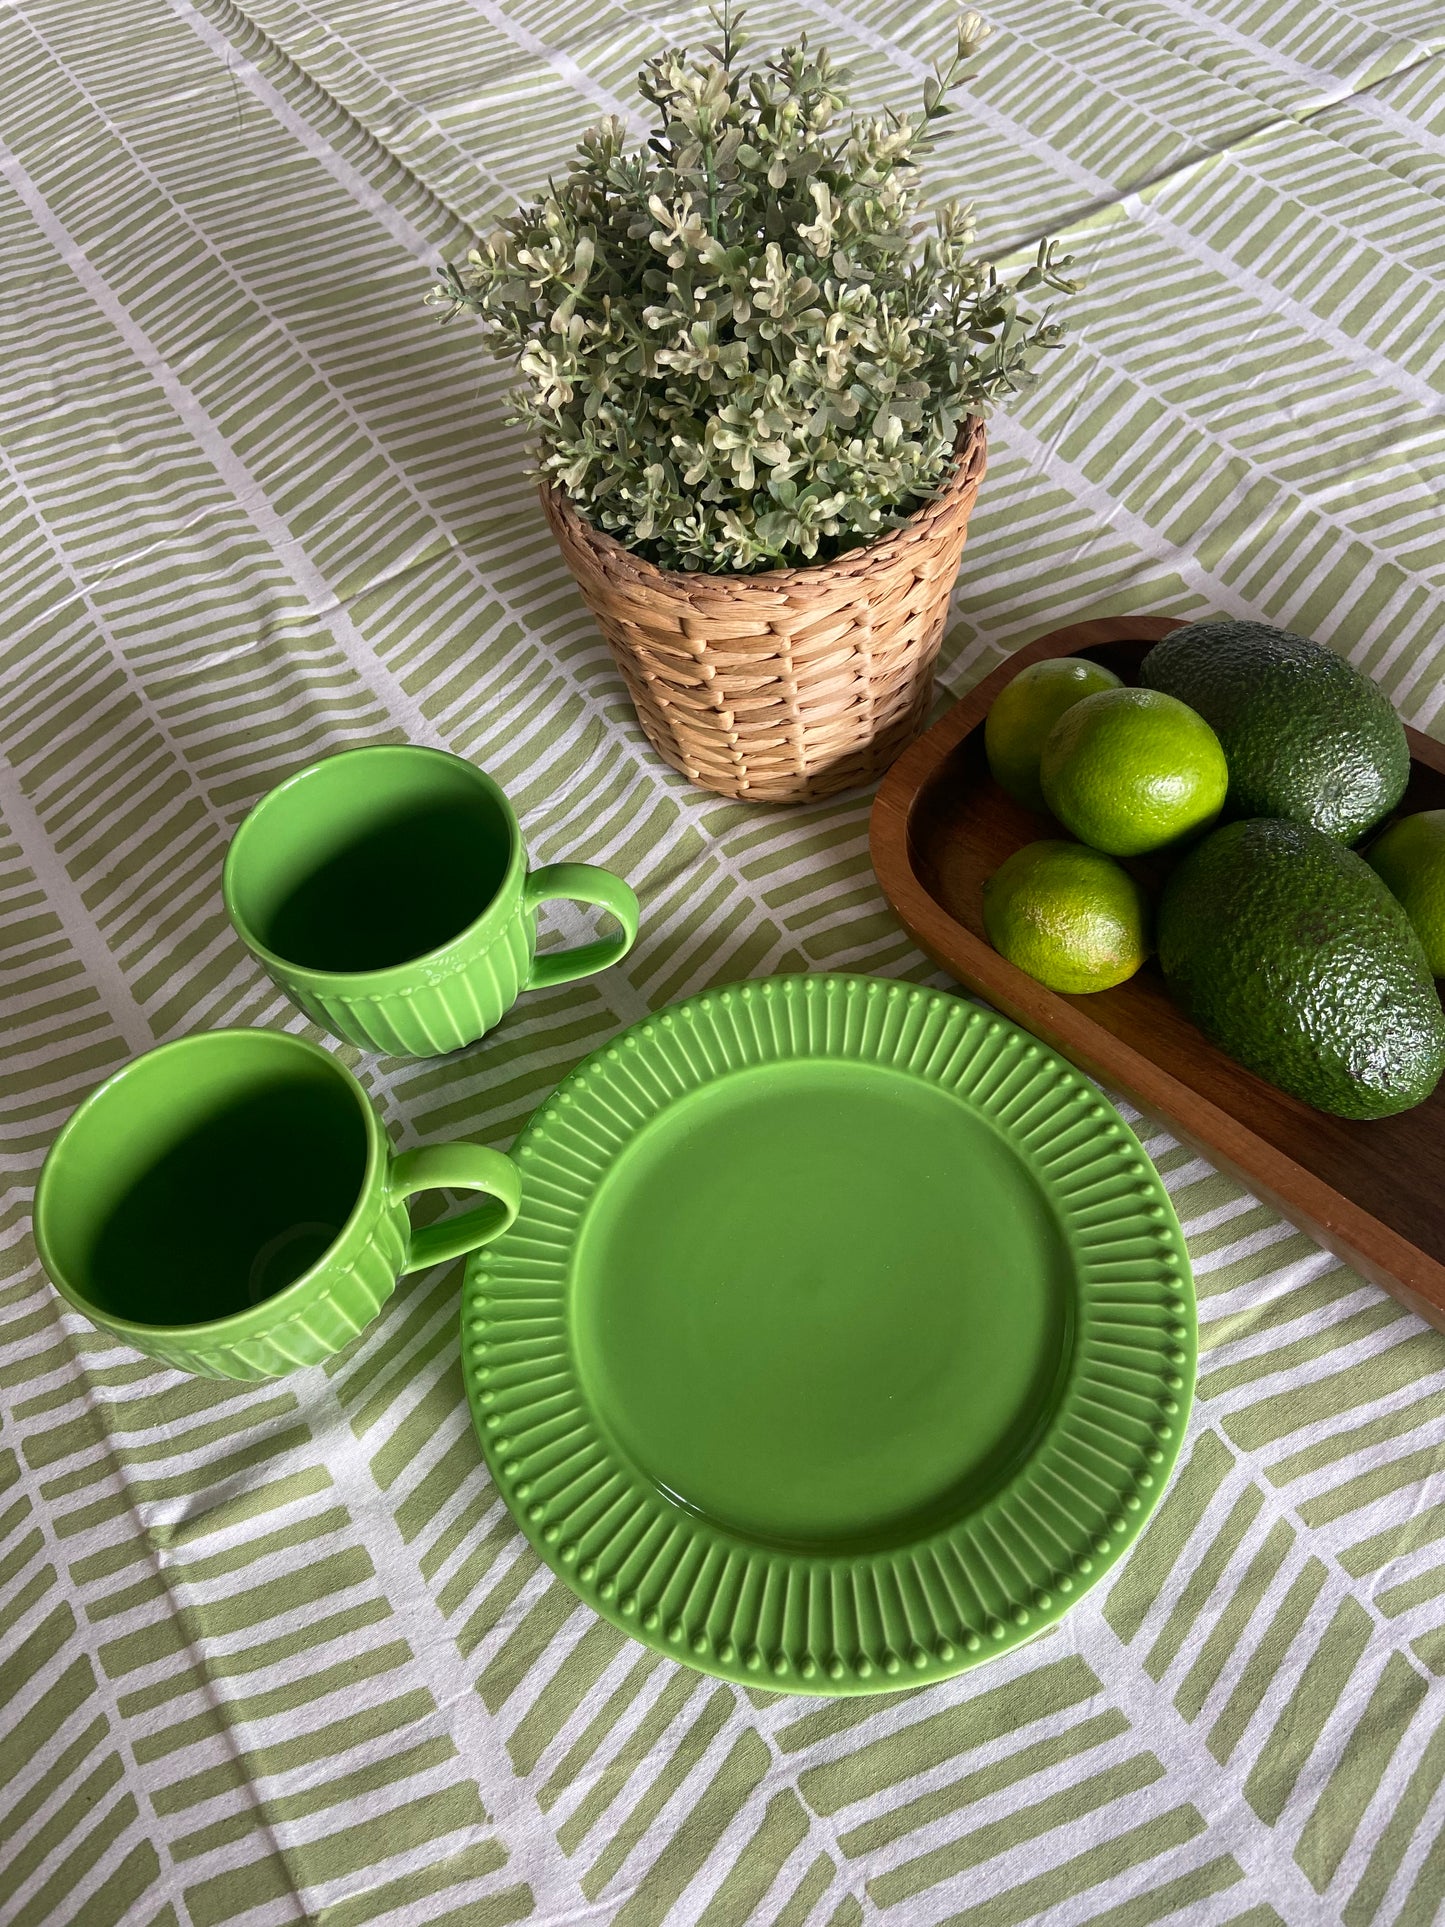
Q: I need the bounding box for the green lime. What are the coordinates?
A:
[1040,687,1228,857]
[983,840,1149,994]
[1367,810,1445,975]
[985,656,1123,811]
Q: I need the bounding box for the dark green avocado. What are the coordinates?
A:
[1158,818,1445,1119]
[1140,620,1408,843]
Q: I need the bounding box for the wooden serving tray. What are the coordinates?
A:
[871,616,1445,1331]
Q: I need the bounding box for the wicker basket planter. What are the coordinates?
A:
[542,418,987,805]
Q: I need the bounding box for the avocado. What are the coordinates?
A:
[1140,620,1408,843]
[1157,819,1445,1119]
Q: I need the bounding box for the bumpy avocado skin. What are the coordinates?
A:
[1140,620,1408,843]
[1158,819,1445,1119]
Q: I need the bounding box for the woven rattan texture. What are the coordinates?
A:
[541,420,988,803]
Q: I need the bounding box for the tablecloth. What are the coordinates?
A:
[3,1,1445,1921]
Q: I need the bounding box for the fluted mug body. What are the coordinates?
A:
[223,746,638,1056]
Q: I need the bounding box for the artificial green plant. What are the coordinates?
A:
[433,7,1075,572]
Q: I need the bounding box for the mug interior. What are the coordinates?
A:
[37,1035,370,1330]
[229,749,515,974]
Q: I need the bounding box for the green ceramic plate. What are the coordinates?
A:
[461,974,1196,1694]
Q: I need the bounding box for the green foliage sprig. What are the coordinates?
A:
[432,7,1076,572]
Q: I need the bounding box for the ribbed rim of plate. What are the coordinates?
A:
[462,974,1196,1695]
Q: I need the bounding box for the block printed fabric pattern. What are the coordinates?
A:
[2,0,1445,1922]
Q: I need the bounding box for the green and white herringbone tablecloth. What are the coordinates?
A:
[3,1,1445,1922]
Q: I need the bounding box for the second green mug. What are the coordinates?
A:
[223,746,639,1055]
[33,1029,521,1379]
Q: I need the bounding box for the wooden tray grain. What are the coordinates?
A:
[871,616,1445,1331]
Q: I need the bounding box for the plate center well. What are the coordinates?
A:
[572,1058,1073,1548]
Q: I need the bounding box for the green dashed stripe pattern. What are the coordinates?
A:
[2,0,1445,1921]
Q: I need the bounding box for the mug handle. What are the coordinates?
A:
[523,863,640,990]
[388,1143,521,1275]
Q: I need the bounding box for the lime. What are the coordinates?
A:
[1040,687,1227,856]
[983,840,1149,994]
[1367,810,1445,975]
[985,656,1123,811]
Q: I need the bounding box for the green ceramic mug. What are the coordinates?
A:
[33,1029,521,1380]
[222,745,640,1055]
